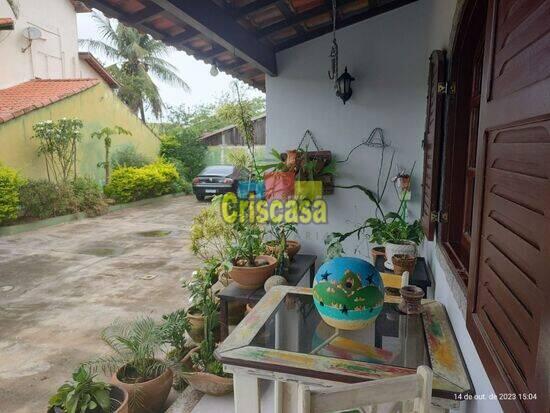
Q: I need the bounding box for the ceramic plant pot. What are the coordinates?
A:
[398,285,425,315]
[391,254,417,276]
[187,307,220,344]
[384,241,417,270]
[229,255,277,290]
[264,171,295,200]
[110,384,129,413]
[265,240,301,260]
[312,257,385,331]
[181,348,233,396]
[111,365,173,413]
[370,246,386,263]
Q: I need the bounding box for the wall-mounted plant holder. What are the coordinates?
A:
[281,150,335,195]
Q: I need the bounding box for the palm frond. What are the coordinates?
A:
[147,60,190,92]
[79,39,120,62]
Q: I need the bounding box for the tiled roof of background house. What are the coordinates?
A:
[0,79,100,123]
[0,17,14,30]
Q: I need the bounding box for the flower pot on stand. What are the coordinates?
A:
[111,365,173,413]
[229,255,277,290]
[384,241,417,271]
[265,240,301,260]
[391,254,416,275]
[370,246,386,264]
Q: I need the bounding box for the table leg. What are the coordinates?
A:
[220,298,229,340]
[234,372,260,413]
[309,264,315,287]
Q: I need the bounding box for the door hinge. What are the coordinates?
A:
[437,81,456,95]
[431,211,448,223]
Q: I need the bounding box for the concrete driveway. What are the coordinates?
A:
[0,195,205,412]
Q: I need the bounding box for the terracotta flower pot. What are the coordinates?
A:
[181,348,233,396]
[370,246,386,263]
[229,255,277,290]
[391,254,416,276]
[398,285,425,315]
[187,307,220,344]
[110,384,129,413]
[111,364,173,413]
[384,241,417,270]
[264,171,295,200]
[265,240,301,260]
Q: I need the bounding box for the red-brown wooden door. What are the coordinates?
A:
[468,1,550,412]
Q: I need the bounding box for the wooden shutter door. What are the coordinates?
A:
[468,1,550,412]
[420,50,445,241]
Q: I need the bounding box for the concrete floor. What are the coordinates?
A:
[0,195,205,413]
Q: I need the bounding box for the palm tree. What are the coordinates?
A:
[80,12,189,122]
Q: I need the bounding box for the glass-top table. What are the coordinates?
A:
[250,293,430,370]
[216,286,474,411]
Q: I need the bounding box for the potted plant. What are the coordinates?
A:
[265,222,300,263]
[227,221,277,290]
[261,149,295,200]
[92,317,173,413]
[367,214,423,269]
[181,283,233,396]
[48,365,128,413]
[184,260,222,344]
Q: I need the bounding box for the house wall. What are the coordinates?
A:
[266,1,501,412]
[0,0,90,89]
[0,82,160,184]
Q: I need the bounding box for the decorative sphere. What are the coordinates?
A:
[313,257,385,330]
[264,275,288,292]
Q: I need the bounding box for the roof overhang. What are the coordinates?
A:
[82,0,418,91]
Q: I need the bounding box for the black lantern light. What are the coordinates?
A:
[336,66,354,104]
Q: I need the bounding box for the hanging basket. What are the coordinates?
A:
[265,171,295,200]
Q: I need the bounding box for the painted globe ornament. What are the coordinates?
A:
[313,257,384,331]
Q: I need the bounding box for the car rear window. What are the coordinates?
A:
[200,166,234,176]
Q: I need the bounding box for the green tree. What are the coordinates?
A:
[91,126,131,184]
[160,129,207,180]
[80,12,189,122]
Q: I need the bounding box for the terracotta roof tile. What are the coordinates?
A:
[0,79,100,124]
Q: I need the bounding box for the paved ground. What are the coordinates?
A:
[0,195,205,413]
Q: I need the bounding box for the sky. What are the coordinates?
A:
[76,11,264,120]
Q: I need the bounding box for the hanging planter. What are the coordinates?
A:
[265,171,295,200]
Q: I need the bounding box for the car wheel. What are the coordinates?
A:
[195,194,205,201]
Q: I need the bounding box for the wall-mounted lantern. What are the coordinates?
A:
[336,66,354,104]
[328,0,355,105]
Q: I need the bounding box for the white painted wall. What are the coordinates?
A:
[0,0,90,89]
[266,1,502,412]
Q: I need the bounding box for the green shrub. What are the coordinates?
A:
[19,180,77,219]
[0,165,23,224]
[104,160,181,203]
[72,177,109,217]
[160,129,207,180]
[111,143,151,169]
[19,178,108,219]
